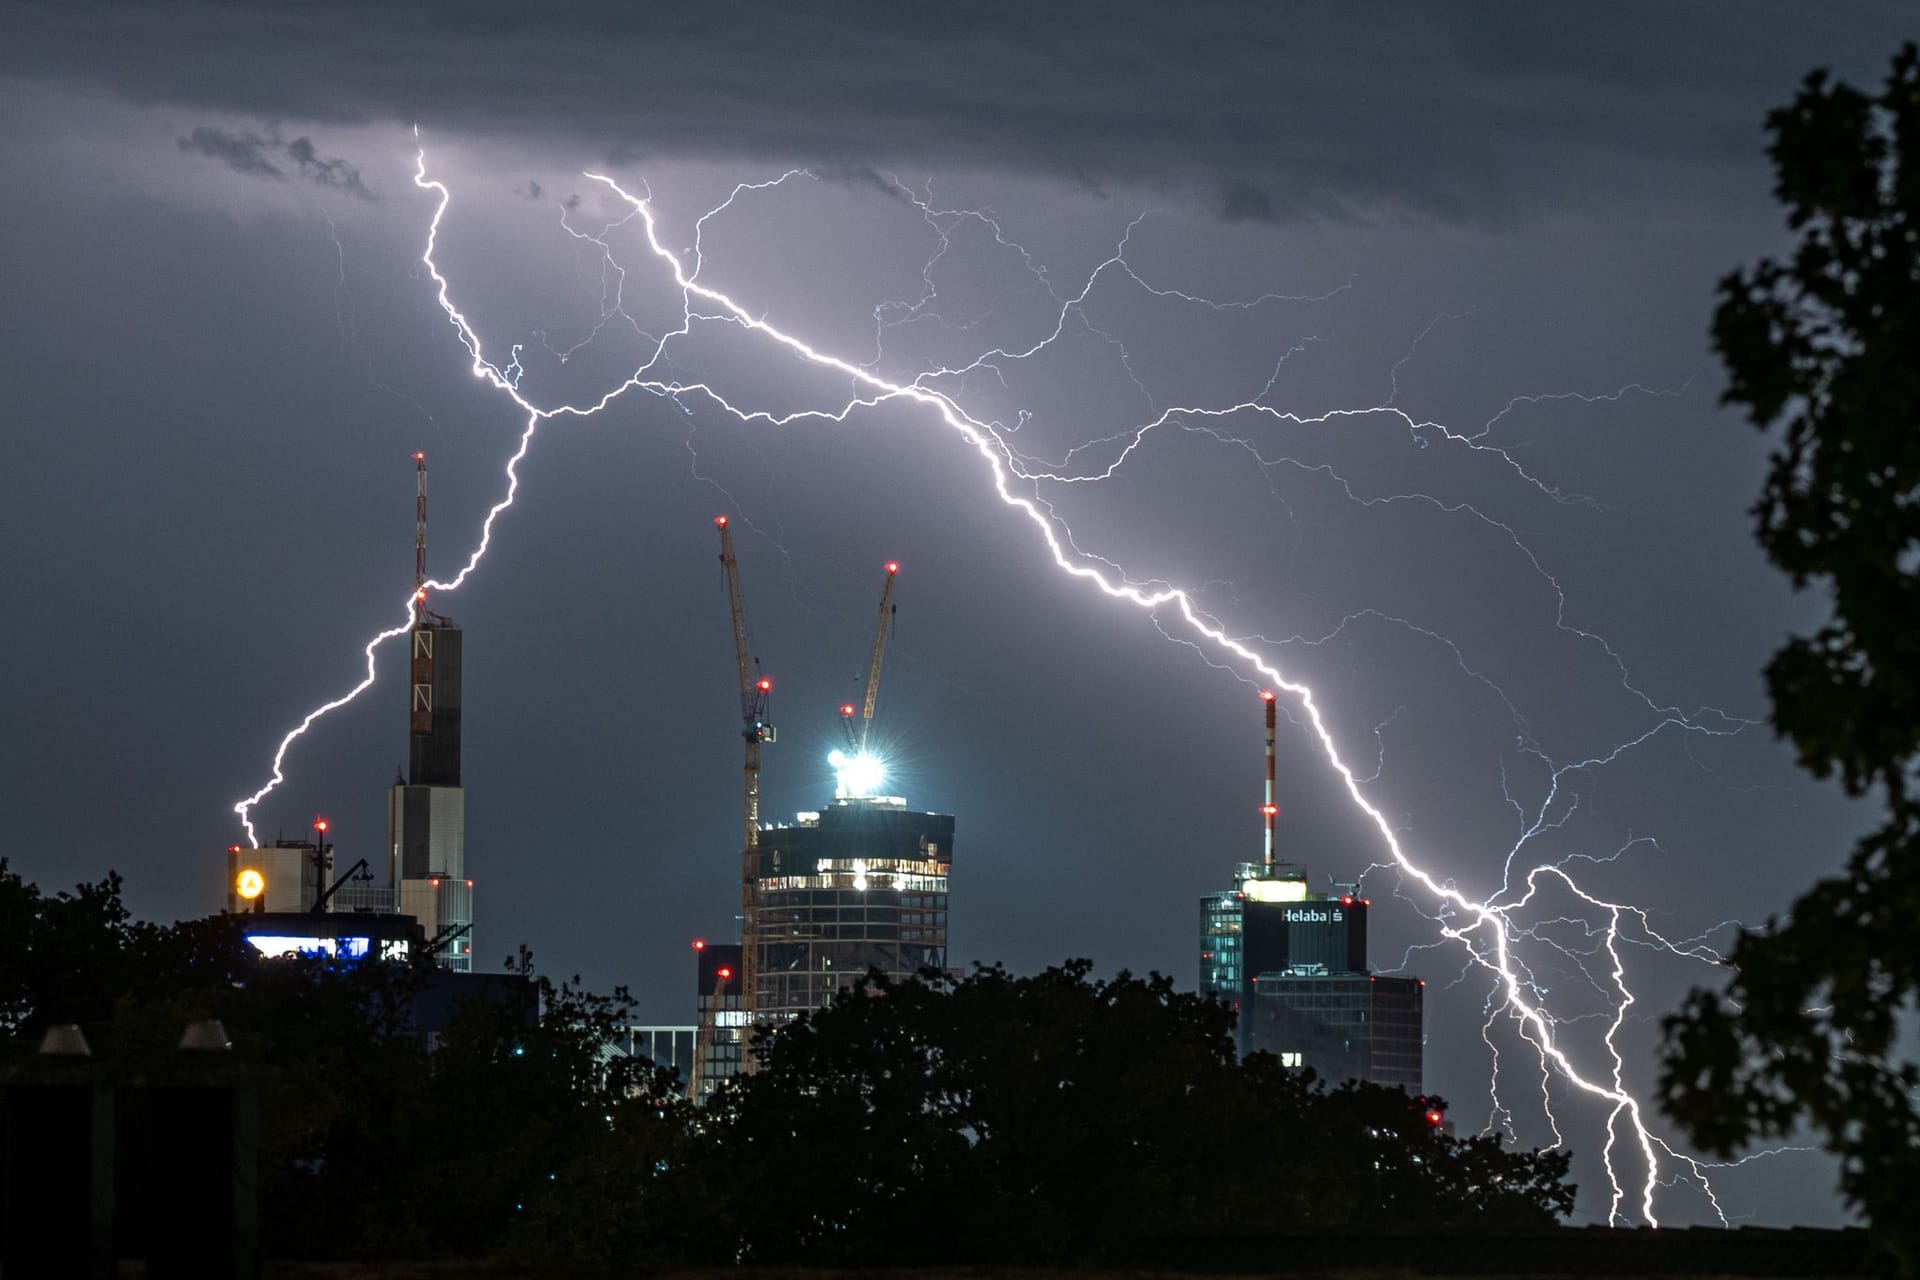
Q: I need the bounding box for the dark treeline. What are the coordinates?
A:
[2,861,1573,1268]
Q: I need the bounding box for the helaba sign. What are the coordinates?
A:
[1283,907,1344,923]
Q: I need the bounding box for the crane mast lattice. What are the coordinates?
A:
[712,516,770,1067]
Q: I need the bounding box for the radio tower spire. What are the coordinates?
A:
[392,449,473,971]
[1260,690,1278,872]
[411,453,433,737]
[413,452,428,620]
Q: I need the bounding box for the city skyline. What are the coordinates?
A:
[4,3,1913,1229]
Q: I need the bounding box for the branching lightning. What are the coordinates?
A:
[234,144,1772,1224]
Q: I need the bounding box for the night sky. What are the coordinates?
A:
[3,1,1912,1229]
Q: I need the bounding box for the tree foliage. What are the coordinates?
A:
[1661,43,1920,1265]
[644,963,1573,1267]
[0,860,670,1260]
[4,867,1573,1267]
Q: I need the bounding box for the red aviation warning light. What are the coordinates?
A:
[713,514,729,528]
[1261,803,1279,818]
[757,678,773,693]
[1260,689,1276,702]
[692,938,706,951]
[314,818,329,836]
[716,967,733,981]
[840,704,856,718]
[885,560,899,575]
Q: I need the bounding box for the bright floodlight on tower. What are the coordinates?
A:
[827,748,887,799]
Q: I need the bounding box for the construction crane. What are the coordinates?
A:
[839,560,899,754]
[712,515,772,1071]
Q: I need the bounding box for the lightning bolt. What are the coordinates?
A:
[232,143,1764,1224]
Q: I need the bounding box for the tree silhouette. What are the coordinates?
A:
[670,963,1572,1266]
[1661,43,1920,1271]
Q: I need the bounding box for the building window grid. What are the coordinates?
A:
[755,874,950,1024]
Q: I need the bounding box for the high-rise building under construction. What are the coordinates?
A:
[753,794,953,1025]
[707,519,951,1041]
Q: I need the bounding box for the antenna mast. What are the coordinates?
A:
[414,451,428,606]
[410,453,434,737]
[1260,690,1278,872]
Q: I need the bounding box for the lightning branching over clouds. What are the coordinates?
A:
[236,147,1769,1224]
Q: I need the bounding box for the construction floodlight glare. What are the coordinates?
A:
[236,868,266,901]
[828,748,887,799]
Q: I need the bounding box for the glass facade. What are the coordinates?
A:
[1199,889,1244,1013]
[1244,974,1424,1093]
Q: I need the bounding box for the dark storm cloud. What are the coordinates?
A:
[11,0,1912,223]
[176,124,282,177]
[176,124,374,199]
[809,163,904,202]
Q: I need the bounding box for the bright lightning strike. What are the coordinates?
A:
[233,143,1760,1225]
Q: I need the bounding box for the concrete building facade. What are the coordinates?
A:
[388,614,473,970]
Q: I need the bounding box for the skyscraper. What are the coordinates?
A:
[389,611,473,971]
[1200,867,1424,1091]
[388,454,473,971]
[1198,690,1422,1090]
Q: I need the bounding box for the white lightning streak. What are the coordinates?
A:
[574,166,1689,1221]
[231,148,1752,1224]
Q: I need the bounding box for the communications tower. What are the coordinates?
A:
[1198,691,1421,1089]
[389,452,474,970]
